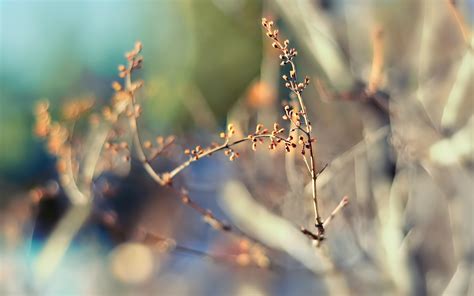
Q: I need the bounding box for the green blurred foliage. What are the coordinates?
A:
[0,0,262,180]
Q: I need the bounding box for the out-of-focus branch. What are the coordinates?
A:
[300,195,349,243]
[430,115,474,165]
[446,0,472,46]
[367,26,385,96]
[441,51,473,131]
[220,181,331,273]
[305,126,389,193]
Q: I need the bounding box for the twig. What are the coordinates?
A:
[147,137,175,161]
[323,195,349,228]
[300,195,349,242]
[120,44,276,261]
[262,18,325,237]
[166,134,293,181]
[97,211,271,270]
[174,187,232,232]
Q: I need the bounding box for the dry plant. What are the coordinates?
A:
[4,1,467,294]
[32,18,351,282]
[265,0,472,294]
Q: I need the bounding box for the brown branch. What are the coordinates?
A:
[97,211,270,270]
[148,137,175,161]
[166,134,293,180]
[262,18,324,237]
[300,196,349,242]
[174,187,232,232]
[120,44,279,262]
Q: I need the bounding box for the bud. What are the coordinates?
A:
[112,81,122,91]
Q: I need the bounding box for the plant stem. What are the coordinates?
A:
[167,134,292,180]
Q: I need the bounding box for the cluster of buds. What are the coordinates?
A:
[118,41,143,78]
[123,103,142,120]
[282,105,301,125]
[247,123,297,153]
[47,124,69,170]
[111,87,132,103]
[117,41,144,98]
[184,145,205,160]
[234,239,270,268]
[262,18,298,67]
[297,135,316,155]
[283,135,298,152]
[126,41,143,62]
[270,123,296,153]
[156,135,175,148]
[248,124,268,151]
[62,98,95,121]
[282,74,310,93]
[34,101,52,138]
[219,123,236,141]
[102,106,118,122]
[114,75,143,94]
[223,147,240,161]
[262,18,311,96]
[104,141,131,162]
[221,124,240,161]
[34,101,69,156]
[143,135,175,161]
[35,101,75,178]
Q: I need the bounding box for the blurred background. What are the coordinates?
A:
[1,0,473,295]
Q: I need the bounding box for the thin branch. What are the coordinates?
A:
[97,212,270,270]
[323,195,349,228]
[166,134,293,181]
[262,18,324,236]
[121,44,278,258]
[148,137,175,161]
[174,187,232,232]
[300,195,349,242]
